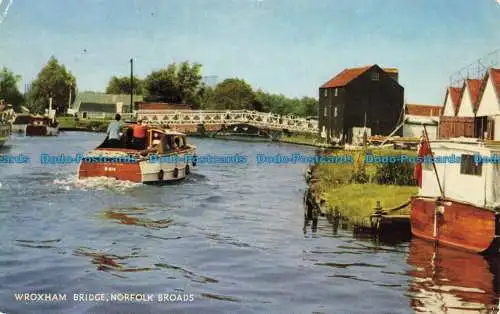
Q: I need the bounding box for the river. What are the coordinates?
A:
[0,132,499,313]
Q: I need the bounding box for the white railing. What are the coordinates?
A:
[136,110,318,133]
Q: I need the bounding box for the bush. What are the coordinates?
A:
[375,161,416,186]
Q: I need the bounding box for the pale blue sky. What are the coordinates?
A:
[0,0,499,105]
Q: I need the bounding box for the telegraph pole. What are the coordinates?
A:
[130,58,134,113]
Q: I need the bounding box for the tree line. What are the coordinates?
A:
[0,57,318,117]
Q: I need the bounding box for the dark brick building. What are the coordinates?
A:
[319,65,404,143]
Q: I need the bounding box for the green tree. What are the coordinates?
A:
[0,67,24,111]
[297,96,318,117]
[27,56,76,114]
[105,75,144,95]
[213,78,255,110]
[143,61,203,106]
[254,90,318,117]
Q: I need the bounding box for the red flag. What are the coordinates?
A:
[414,135,430,187]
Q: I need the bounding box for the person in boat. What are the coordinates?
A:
[106,114,122,148]
[131,119,147,150]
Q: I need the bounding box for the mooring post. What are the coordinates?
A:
[370,200,384,234]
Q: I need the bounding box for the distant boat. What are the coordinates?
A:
[0,122,10,147]
[25,115,59,136]
[79,128,196,184]
[411,134,500,253]
[25,98,59,136]
[11,114,31,134]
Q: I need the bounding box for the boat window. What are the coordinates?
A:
[460,154,482,176]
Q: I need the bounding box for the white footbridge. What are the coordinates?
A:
[137,110,319,134]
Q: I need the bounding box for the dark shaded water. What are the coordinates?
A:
[1,132,500,313]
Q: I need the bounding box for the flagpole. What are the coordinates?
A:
[423,125,444,198]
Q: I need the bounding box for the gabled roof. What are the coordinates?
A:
[320,65,399,88]
[405,104,442,116]
[444,86,463,115]
[72,92,144,112]
[490,68,500,99]
[465,79,483,110]
[79,102,117,113]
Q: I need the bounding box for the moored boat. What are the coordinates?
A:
[11,114,31,134]
[0,122,10,147]
[411,134,500,253]
[25,115,59,136]
[0,102,11,147]
[78,127,196,184]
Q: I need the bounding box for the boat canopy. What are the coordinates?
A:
[98,126,190,153]
[420,139,500,209]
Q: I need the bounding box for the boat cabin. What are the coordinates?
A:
[99,126,189,154]
[28,116,58,127]
[420,138,500,209]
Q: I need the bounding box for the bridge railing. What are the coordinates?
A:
[137,110,318,133]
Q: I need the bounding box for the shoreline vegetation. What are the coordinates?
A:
[307,148,418,227]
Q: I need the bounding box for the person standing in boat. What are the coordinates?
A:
[131,119,147,150]
[106,114,122,148]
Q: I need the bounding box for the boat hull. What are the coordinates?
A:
[411,197,497,253]
[78,152,194,184]
[26,125,59,136]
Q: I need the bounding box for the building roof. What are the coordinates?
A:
[72,92,144,112]
[445,86,463,115]
[138,103,192,110]
[320,65,399,89]
[79,102,117,113]
[405,104,442,116]
[466,79,484,110]
[490,68,500,99]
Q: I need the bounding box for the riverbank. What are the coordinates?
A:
[58,117,110,132]
[306,148,418,226]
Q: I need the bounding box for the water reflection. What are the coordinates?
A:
[101,207,174,229]
[407,238,500,313]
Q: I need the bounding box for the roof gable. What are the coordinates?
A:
[491,68,500,100]
[466,79,483,111]
[320,65,400,89]
[443,86,463,116]
[320,66,371,89]
[79,102,117,113]
[457,84,475,117]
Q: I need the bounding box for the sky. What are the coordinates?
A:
[0,0,499,105]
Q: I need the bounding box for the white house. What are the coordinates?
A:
[474,68,500,139]
[403,104,442,139]
[456,79,482,118]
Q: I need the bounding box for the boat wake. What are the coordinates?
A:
[53,175,142,192]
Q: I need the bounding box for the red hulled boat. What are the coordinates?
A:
[411,134,500,253]
[25,115,59,136]
[78,127,196,184]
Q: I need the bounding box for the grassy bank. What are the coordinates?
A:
[280,134,332,147]
[310,148,418,223]
[58,117,111,132]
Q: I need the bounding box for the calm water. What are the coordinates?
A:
[1,132,499,314]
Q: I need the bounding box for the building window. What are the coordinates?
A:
[334,88,338,97]
[324,89,328,97]
[324,106,327,117]
[460,154,482,176]
[371,72,380,81]
[334,106,338,117]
